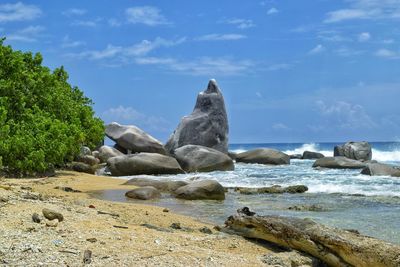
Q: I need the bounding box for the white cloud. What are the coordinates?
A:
[7,25,44,42]
[125,6,170,26]
[102,106,171,132]
[61,35,85,48]
[65,37,186,60]
[317,30,351,42]
[0,2,41,23]
[135,56,254,76]
[358,32,371,42]
[108,18,121,27]
[324,0,400,23]
[316,100,377,129]
[195,33,246,41]
[62,8,86,16]
[223,18,255,29]
[267,8,279,15]
[382,39,394,44]
[335,47,364,57]
[308,44,326,55]
[375,48,400,59]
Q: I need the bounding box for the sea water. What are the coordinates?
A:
[92,142,400,244]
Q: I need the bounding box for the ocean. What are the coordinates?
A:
[93,142,400,244]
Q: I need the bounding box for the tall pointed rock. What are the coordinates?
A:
[165,79,229,154]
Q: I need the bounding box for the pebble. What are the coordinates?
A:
[170,223,182,230]
[42,208,64,222]
[32,213,41,223]
[86,238,97,243]
[46,219,59,227]
[199,227,213,234]
[162,208,169,213]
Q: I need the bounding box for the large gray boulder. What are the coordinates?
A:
[174,180,225,200]
[125,186,161,200]
[174,145,234,173]
[123,178,188,192]
[361,163,400,177]
[236,149,290,165]
[313,156,366,169]
[98,145,124,163]
[165,79,229,154]
[107,153,184,176]
[105,122,166,155]
[334,141,372,161]
[302,151,324,160]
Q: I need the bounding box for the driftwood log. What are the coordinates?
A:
[224,208,400,267]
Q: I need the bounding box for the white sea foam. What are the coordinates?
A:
[282,143,332,157]
[372,149,400,162]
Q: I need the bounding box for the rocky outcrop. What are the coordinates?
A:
[174,180,225,200]
[361,163,400,177]
[313,156,366,169]
[71,162,96,174]
[236,149,290,165]
[123,178,188,192]
[173,145,234,173]
[302,151,324,159]
[290,154,303,159]
[334,141,372,161]
[125,186,161,200]
[224,208,400,267]
[105,122,166,155]
[165,80,229,154]
[234,185,308,194]
[107,153,184,176]
[76,155,100,166]
[98,145,124,163]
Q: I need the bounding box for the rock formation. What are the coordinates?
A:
[302,151,324,159]
[235,149,290,165]
[98,145,124,163]
[334,141,372,161]
[174,145,234,172]
[107,153,184,176]
[125,186,161,200]
[165,79,229,154]
[123,178,188,192]
[174,180,225,200]
[105,122,166,155]
[313,156,366,169]
[361,162,400,177]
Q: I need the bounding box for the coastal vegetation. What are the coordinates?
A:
[0,39,104,177]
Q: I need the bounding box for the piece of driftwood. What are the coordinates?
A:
[97,210,120,217]
[224,207,400,267]
[83,249,92,264]
[113,225,128,229]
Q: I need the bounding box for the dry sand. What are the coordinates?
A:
[0,171,316,266]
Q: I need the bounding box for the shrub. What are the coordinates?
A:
[0,39,104,177]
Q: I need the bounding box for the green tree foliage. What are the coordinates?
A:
[0,39,104,176]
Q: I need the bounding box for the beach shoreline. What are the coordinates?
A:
[0,171,282,266]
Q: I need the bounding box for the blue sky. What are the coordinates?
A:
[1,0,400,143]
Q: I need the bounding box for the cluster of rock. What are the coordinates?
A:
[124,178,225,201]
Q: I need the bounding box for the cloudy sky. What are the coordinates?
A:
[1,0,400,143]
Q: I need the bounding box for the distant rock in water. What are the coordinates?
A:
[236,149,290,165]
[105,122,166,155]
[302,151,325,160]
[165,79,229,154]
[361,162,400,177]
[313,156,366,169]
[334,141,372,161]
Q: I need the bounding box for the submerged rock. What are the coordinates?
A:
[123,178,188,192]
[236,149,290,165]
[334,141,372,161]
[125,186,161,200]
[107,153,184,176]
[174,145,234,172]
[225,209,400,267]
[313,156,366,169]
[235,185,308,194]
[174,180,225,200]
[105,122,166,154]
[165,79,229,154]
[302,151,324,160]
[361,163,400,177]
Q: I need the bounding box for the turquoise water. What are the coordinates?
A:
[93,142,400,244]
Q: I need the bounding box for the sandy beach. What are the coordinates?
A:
[0,171,315,266]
